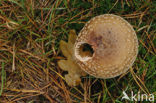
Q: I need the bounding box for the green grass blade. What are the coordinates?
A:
[0,62,5,96]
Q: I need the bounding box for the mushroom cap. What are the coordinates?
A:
[74,14,138,78]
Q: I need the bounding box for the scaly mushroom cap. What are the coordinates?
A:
[74,14,138,78]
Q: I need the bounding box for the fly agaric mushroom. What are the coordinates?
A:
[74,14,138,78]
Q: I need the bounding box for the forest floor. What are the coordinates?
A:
[0,0,155,103]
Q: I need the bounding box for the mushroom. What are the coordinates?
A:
[74,14,138,78]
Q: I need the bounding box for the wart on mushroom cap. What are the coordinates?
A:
[74,14,138,78]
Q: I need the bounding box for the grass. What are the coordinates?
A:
[0,0,155,102]
[0,62,5,96]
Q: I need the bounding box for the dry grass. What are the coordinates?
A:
[0,0,155,103]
